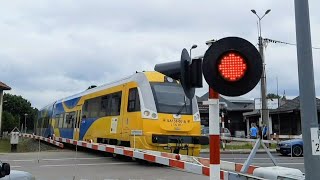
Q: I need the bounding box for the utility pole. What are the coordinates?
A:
[294,0,320,179]
[251,9,271,139]
[24,113,28,133]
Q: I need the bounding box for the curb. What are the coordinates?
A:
[200,149,277,154]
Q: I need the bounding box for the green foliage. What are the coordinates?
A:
[1,111,19,132]
[0,139,10,152]
[267,93,281,99]
[2,93,38,132]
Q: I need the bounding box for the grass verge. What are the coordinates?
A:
[0,139,10,152]
[0,138,60,153]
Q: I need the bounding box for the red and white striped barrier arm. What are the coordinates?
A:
[220,136,278,144]
[20,133,64,148]
[22,133,261,179]
[162,152,259,175]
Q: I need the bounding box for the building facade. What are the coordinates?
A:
[0,81,11,135]
[243,96,320,136]
[197,93,254,136]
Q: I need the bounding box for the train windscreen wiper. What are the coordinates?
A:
[176,96,187,115]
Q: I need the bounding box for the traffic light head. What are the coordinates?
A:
[154,48,202,99]
[203,37,262,96]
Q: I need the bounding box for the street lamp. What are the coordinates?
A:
[251,9,271,139]
[24,113,28,133]
[189,44,198,60]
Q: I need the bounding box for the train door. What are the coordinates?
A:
[123,85,141,147]
[121,85,130,141]
[73,105,82,140]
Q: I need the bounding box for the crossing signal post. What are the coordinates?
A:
[202,37,262,180]
[155,37,262,180]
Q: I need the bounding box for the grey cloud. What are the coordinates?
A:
[0,0,319,108]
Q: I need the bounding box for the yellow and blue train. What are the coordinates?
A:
[35,71,202,155]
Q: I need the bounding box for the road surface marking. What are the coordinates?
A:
[0,159,34,162]
[42,157,111,161]
[10,166,22,168]
[1,157,110,162]
[222,157,303,160]
[254,162,304,165]
[40,162,132,167]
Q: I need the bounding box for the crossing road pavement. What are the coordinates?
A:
[200,152,305,173]
[0,150,208,180]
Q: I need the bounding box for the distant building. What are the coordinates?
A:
[0,81,11,135]
[197,93,254,136]
[243,96,320,135]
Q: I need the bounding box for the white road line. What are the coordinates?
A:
[1,157,109,162]
[40,162,132,167]
[0,159,34,162]
[222,157,303,160]
[10,166,22,168]
[42,157,110,161]
[254,162,304,165]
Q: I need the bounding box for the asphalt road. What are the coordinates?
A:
[0,150,209,180]
[200,152,305,173]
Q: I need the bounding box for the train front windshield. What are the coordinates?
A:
[151,82,192,115]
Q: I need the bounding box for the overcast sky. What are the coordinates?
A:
[0,0,319,109]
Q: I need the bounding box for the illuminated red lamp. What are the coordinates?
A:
[202,37,263,96]
[218,52,247,82]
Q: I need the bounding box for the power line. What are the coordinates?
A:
[263,38,320,49]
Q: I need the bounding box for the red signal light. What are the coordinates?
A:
[203,37,262,96]
[218,52,247,81]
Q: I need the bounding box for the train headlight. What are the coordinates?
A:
[144,110,150,117]
[152,113,157,119]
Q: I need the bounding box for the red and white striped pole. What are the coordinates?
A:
[204,88,220,180]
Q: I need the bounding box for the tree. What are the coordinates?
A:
[267,93,281,99]
[2,93,38,132]
[1,111,19,132]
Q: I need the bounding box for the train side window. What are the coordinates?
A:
[66,112,76,128]
[78,110,82,128]
[58,113,64,128]
[54,114,59,128]
[110,92,122,116]
[82,101,89,118]
[100,95,110,117]
[63,113,69,128]
[127,88,140,112]
[85,97,101,118]
[43,117,49,128]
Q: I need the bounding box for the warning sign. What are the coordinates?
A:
[311,127,320,155]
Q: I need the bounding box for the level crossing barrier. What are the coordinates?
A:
[220,136,278,144]
[21,133,271,179]
[20,133,64,148]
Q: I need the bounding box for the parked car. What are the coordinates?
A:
[0,162,34,180]
[201,126,231,142]
[276,139,303,157]
[0,170,34,180]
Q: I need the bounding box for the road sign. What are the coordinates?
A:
[311,128,320,155]
[254,98,279,110]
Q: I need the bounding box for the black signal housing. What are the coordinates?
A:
[202,37,262,96]
[154,48,203,99]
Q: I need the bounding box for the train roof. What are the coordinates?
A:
[55,71,164,104]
